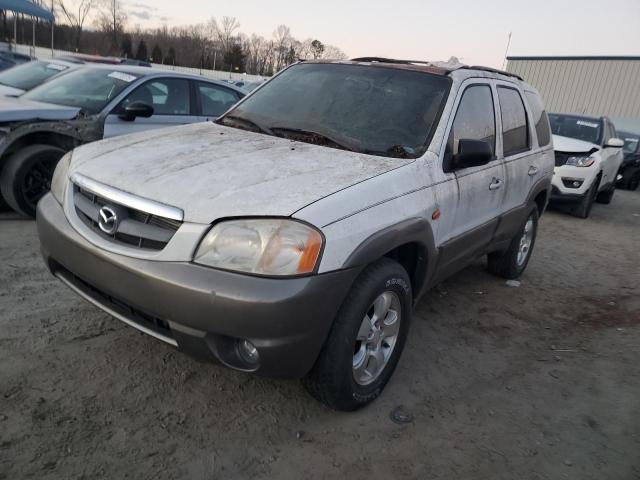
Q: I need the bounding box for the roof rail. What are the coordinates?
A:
[460,65,523,81]
[351,57,436,66]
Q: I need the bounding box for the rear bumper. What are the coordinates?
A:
[36,193,359,378]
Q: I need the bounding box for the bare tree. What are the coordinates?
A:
[97,0,127,53]
[56,0,94,50]
[216,16,239,54]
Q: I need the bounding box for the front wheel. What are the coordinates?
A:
[488,208,539,280]
[303,258,412,411]
[0,144,66,217]
[596,183,615,204]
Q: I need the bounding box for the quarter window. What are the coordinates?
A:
[524,91,551,147]
[498,87,530,156]
[448,85,496,161]
[198,82,240,117]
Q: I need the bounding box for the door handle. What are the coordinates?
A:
[528,165,539,176]
[489,178,503,191]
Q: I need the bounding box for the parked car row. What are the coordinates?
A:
[0,64,246,216]
[0,54,634,410]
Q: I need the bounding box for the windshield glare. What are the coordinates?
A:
[23,68,140,114]
[0,60,69,91]
[549,113,602,145]
[220,63,451,158]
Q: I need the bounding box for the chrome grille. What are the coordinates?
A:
[73,185,182,251]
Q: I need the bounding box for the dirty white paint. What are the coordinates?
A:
[70,122,414,224]
[65,68,554,274]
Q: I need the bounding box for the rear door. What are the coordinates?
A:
[495,82,537,214]
[600,120,623,187]
[434,80,506,273]
[103,77,199,138]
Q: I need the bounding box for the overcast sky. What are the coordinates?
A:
[125,0,640,67]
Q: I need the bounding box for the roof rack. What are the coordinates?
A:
[351,57,524,81]
[460,65,523,81]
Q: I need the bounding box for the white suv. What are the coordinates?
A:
[36,58,554,410]
[548,113,624,218]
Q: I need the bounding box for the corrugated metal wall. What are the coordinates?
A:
[506,58,640,118]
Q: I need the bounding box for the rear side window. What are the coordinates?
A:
[448,85,496,158]
[498,87,530,156]
[198,82,240,117]
[524,91,551,147]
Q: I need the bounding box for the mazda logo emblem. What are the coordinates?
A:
[98,206,118,235]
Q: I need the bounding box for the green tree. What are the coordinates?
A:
[135,39,148,61]
[223,43,246,73]
[151,44,162,64]
[166,46,176,65]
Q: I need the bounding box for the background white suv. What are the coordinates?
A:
[548,113,624,218]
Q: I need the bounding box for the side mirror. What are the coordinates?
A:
[118,101,154,121]
[605,138,624,149]
[451,139,493,170]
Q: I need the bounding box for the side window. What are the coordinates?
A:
[524,91,551,147]
[497,87,530,156]
[118,78,191,115]
[447,85,496,162]
[198,82,240,117]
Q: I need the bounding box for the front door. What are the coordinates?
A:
[103,77,198,139]
[435,82,506,273]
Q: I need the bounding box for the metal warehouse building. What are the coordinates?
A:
[506,56,640,133]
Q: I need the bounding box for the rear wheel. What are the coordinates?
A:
[303,258,412,411]
[0,144,66,217]
[626,171,640,191]
[488,208,539,280]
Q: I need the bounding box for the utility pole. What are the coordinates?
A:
[502,32,512,70]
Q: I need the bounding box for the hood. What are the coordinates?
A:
[0,84,25,97]
[0,95,80,122]
[70,122,413,224]
[552,134,598,153]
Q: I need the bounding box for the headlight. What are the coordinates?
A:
[565,155,595,167]
[51,151,72,204]
[194,219,323,276]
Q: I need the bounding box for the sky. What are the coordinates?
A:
[124,0,640,68]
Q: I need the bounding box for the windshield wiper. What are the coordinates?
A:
[217,115,273,135]
[269,127,357,153]
[361,145,417,159]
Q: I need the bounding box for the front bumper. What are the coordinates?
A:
[37,194,359,378]
[550,165,598,202]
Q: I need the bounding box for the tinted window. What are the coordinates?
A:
[524,91,551,147]
[219,63,451,159]
[198,82,239,117]
[23,68,140,113]
[498,87,530,156]
[448,85,495,159]
[621,133,639,155]
[548,114,602,145]
[119,78,190,115]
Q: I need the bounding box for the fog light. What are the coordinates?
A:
[237,339,259,365]
[573,181,581,187]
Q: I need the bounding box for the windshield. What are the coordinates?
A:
[620,133,639,155]
[549,113,602,145]
[23,68,140,114]
[0,60,70,91]
[219,63,451,158]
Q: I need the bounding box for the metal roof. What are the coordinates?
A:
[507,56,640,61]
[0,0,54,21]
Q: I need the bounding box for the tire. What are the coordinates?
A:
[303,258,412,411]
[627,172,640,191]
[0,193,9,212]
[596,183,615,204]
[487,207,539,280]
[571,175,600,219]
[0,144,66,218]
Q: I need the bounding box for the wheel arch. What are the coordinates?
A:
[0,130,79,167]
[342,218,437,302]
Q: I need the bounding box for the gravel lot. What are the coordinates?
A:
[1,191,639,480]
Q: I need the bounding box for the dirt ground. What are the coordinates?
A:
[1,191,639,480]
